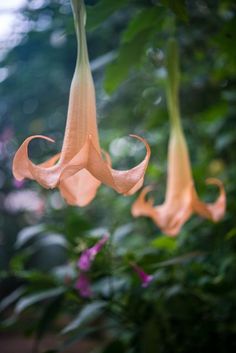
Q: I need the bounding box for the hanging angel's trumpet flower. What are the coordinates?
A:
[132,39,226,236]
[12,0,150,207]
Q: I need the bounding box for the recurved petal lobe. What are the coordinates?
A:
[12,135,60,187]
[192,178,226,222]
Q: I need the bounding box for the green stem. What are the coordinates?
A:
[71,0,89,67]
[166,38,182,132]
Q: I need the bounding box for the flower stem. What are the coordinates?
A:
[71,0,89,67]
[166,38,182,133]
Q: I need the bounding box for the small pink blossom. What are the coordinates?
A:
[75,273,92,298]
[132,264,153,288]
[78,234,109,272]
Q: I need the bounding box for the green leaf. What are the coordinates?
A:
[104,6,164,94]
[62,301,107,334]
[122,7,163,43]
[19,270,55,285]
[15,224,45,249]
[93,277,130,297]
[36,233,68,249]
[0,286,26,313]
[58,327,101,353]
[15,287,66,314]
[215,16,236,72]
[160,0,188,22]
[87,0,130,31]
[156,251,205,267]
[10,252,31,272]
[151,236,177,252]
[226,228,236,239]
[104,29,151,94]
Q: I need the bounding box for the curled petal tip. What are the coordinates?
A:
[205,177,224,188]
[85,134,150,196]
[142,185,155,195]
[128,134,151,156]
[135,186,155,202]
[131,186,155,218]
[206,177,226,221]
[25,135,55,143]
[13,135,59,187]
[193,177,226,222]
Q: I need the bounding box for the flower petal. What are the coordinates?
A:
[12,135,63,188]
[75,273,92,298]
[78,249,92,272]
[39,153,60,168]
[88,135,151,195]
[59,169,101,207]
[132,263,153,288]
[60,134,150,196]
[193,178,226,222]
[155,201,192,236]
[132,185,193,236]
[77,234,109,271]
[131,186,155,217]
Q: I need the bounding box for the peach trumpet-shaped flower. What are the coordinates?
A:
[12,0,150,207]
[132,39,226,236]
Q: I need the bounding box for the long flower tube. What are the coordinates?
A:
[132,39,226,236]
[12,0,150,207]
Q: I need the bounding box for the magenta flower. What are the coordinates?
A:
[132,264,153,288]
[78,234,109,271]
[13,179,25,189]
[75,273,92,298]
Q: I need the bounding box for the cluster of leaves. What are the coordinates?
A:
[0,0,236,352]
[1,215,236,353]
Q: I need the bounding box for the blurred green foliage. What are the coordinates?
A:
[0,0,236,352]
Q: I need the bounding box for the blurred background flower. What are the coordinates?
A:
[4,189,44,215]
